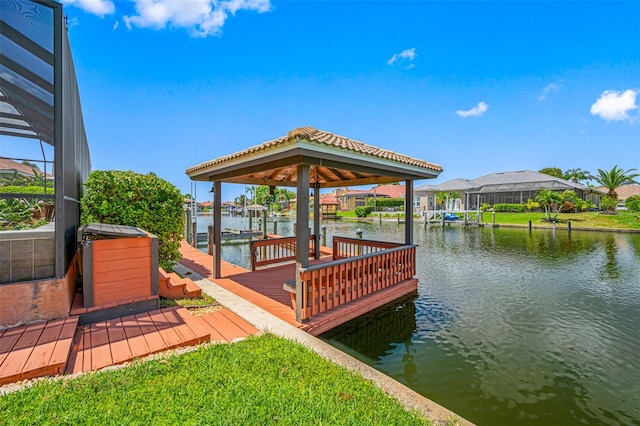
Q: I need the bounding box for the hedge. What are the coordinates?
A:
[366,197,404,208]
[0,185,54,195]
[493,203,525,213]
[354,206,372,217]
[81,170,184,268]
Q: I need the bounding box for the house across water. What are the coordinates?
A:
[416,170,605,211]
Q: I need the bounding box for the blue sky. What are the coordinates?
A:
[56,0,639,201]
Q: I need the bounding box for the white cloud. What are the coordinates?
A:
[590,89,638,122]
[537,83,561,102]
[112,20,119,30]
[123,0,271,37]
[388,48,417,66]
[456,101,489,118]
[60,0,115,17]
[224,0,271,15]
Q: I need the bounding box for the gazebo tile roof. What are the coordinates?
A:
[186,127,442,175]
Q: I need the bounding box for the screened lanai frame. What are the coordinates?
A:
[1,0,91,281]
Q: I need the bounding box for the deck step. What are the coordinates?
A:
[0,316,79,386]
[195,309,259,343]
[158,268,202,299]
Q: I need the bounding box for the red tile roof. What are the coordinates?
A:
[597,184,640,200]
[373,184,406,198]
[0,157,46,177]
[186,127,442,175]
[319,195,340,205]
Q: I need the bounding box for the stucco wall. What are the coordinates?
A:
[0,260,75,329]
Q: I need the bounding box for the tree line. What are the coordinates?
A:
[539,165,639,213]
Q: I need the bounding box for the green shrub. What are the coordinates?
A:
[493,203,525,213]
[524,198,540,211]
[574,199,593,212]
[0,185,54,194]
[81,171,184,268]
[366,197,404,208]
[600,196,618,212]
[625,195,640,212]
[354,206,372,217]
[560,201,576,213]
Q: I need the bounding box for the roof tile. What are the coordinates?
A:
[186,127,442,174]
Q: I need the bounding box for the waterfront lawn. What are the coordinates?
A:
[0,334,430,426]
[483,211,640,229]
[337,211,409,219]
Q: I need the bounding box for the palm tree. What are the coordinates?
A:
[535,189,578,221]
[593,166,640,211]
[535,189,561,221]
[564,168,593,184]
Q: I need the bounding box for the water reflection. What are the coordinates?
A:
[319,225,640,426]
[600,236,620,281]
[322,295,417,359]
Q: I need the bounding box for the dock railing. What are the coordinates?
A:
[333,236,404,259]
[295,239,416,321]
[250,235,316,271]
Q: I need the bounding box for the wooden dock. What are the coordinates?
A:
[178,241,417,336]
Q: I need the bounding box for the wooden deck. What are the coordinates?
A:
[0,306,258,386]
[65,306,259,374]
[178,241,418,336]
[0,317,78,386]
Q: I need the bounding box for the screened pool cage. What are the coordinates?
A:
[1,0,91,283]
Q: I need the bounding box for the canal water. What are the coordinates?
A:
[197,214,640,425]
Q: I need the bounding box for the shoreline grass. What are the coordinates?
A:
[479,211,640,230]
[0,335,431,425]
[337,210,640,230]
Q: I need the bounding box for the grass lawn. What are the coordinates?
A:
[481,211,640,229]
[0,335,430,425]
[337,210,639,229]
[159,293,217,308]
[337,211,410,219]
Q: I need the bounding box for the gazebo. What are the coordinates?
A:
[186,127,442,323]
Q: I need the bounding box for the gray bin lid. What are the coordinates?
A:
[81,223,150,239]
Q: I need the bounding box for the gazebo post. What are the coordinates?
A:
[212,180,222,279]
[295,164,310,322]
[405,180,413,245]
[313,185,320,259]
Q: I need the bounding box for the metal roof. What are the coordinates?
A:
[415,178,475,192]
[416,170,606,195]
[186,127,442,188]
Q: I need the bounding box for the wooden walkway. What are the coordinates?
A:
[0,306,259,386]
[178,241,418,336]
[65,306,259,374]
[179,241,301,326]
[0,317,78,386]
